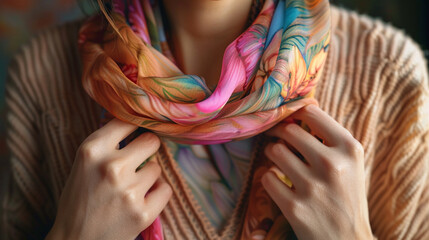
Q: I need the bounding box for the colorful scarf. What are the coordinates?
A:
[79,0,330,239]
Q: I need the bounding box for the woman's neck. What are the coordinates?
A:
[162,0,253,88]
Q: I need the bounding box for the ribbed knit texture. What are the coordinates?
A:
[3,7,429,240]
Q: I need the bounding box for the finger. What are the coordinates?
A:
[92,118,140,148]
[291,104,350,147]
[265,142,309,190]
[143,178,172,222]
[266,123,327,168]
[262,171,297,218]
[134,160,162,194]
[119,132,161,171]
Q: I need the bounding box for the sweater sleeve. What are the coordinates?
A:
[367,33,429,239]
[2,39,57,239]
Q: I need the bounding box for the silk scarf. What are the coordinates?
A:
[78,0,330,239]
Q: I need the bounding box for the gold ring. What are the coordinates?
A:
[269,167,293,188]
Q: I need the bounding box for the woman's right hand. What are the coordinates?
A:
[46,118,172,240]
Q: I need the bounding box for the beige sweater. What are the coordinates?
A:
[3,6,429,240]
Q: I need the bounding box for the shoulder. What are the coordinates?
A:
[324,6,428,110]
[8,19,83,74]
[5,18,100,144]
[6,20,84,112]
[3,20,89,239]
[328,6,428,88]
[327,9,429,239]
[317,6,429,147]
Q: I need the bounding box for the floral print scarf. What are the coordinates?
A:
[78,0,330,239]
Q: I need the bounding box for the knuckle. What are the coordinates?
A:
[77,140,100,162]
[302,104,313,114]
[143,132,161,149]
[344,137,364,159]
[139,161,162,180]
[161,182,173,198]
[317,151,346,177]
[148,161,162,177]
[264,143,272,157]
[301,104,317,117]
[329,161,349,178]
[264,143,279,159]
[282,123,298,136]
[261,172,275,189]
[122,189,137,205]
[318,154,333,169]
[85,131,100,142]
[99,161,123,184]
[269,143,283,157]
[136,211,151,226]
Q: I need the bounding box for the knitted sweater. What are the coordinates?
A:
[3,6,429,240]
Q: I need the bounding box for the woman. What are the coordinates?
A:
[3,0,429,239]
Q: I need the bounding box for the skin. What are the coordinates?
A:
[162,0,253,88]
[46,119,172,240]
[263,104,374,239]
[47,0,374,239]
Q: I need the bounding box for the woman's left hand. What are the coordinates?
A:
[262,104,374,240]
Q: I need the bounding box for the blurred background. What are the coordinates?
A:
[0,0,428,237]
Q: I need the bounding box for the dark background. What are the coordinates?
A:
[0,1,428,238]
[332,0,428,50]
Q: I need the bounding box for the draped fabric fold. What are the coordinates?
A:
[78,0,330,145]
[78,0,330,238]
